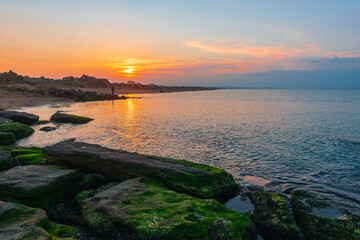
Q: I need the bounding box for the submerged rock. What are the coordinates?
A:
[291,190,360,240]
[0,111,39,125]
[0,200,77,240]
[0,132,16,146]
[248,190,301,240]
[0,123,34,140]
[82,177,256,240]
[50,111,93,124]
[0,165,82,209]
[40,126,56,131]
[45,140,239,199]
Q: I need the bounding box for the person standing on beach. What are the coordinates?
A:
[109,84,115,96]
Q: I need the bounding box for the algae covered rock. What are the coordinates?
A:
[0,123,34,140]
[0,111,39,125]
[3,146,50,165]
[248,190,301,240]
[45,140,239,199]
[0,132,16,146]
[291,190,360,240]
[82,177,256,240]
[0,165,82,209]
[0,200,77,240]
[50,111,93,124]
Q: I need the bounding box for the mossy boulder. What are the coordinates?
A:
[45,140,239,199]
[82,177,256,240]
[0,123,34,140]
[248,190,301,240]
[291,190,360,240]
[0,200,77,239]
[50,111,93,124]
[0,165,82,209]
[0,111,39,125]
[0,132,16,146]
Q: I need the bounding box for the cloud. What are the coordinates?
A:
[184,39,323,59]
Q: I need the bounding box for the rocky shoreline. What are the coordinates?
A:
[0,110,359,239]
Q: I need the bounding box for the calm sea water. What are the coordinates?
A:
[18,89,360,214]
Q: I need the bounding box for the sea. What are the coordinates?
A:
[17,89,360,215]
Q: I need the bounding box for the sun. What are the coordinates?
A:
[124,68,134,74]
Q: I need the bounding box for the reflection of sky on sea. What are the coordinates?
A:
[18,89,360,215]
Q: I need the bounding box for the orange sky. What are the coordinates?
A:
[1,1,359,86]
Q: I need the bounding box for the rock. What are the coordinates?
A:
[79,173,108,190]
[0,132,16,146]
[0,123,34,139]
[45,140,239,199]
[0,165,82,209]
[82,177,256,240]
[248,190,301,240]
[50,111,93,124]
[291,190,360,240]
[0,117,13,124]
[33,120,51,125]
[40,126,56,131]
[0,200,77,240]
[0,111,39,125]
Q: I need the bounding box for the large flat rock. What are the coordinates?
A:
[45,140,239,199]
[0,165,81,209]
[0,200,77,240]
[82,177,256,240]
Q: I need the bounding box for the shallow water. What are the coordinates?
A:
[18,89,360,215]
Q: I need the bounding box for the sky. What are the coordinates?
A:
[1,0,360,88]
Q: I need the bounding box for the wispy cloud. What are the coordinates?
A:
[184,39,323,59]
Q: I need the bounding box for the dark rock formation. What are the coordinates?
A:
[45,140,239,199]
[81,177,256,240]
[0,117,13,124]
[0,123,34,139]
[0,200,77,240]
[0,165,82,209]
[0,111,39,125]
[50,111,93,124]
[248,190,301,240]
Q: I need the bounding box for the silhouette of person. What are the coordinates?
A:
[109,84,115,95]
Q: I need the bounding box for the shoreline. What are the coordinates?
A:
[0,87,215,110]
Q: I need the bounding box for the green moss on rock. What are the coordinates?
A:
[50,111,93,124]
[0,123,34,139]
[248,190,301,240]
[0,200,76,240]
[291,190,360,240]
[0,132,16,145]
[0,165,82,210]
[10,147,44,157]
[16,153,48,165]
[83,177,256,240]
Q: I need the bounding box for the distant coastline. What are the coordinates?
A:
[0,70,215,110]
